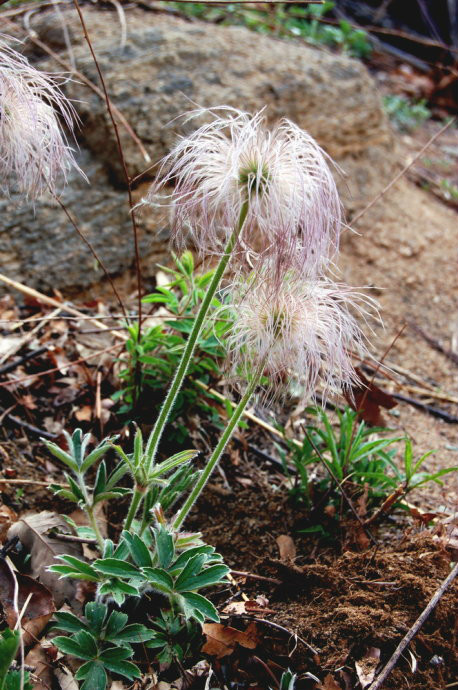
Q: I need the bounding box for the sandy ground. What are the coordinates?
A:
[337,123,458,511]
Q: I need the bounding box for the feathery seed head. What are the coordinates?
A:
[0,36,82,200]
[225,267,375,403]
[145,107,342,274]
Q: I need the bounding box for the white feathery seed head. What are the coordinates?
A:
[145,106,342,275]
[0,36,82,200]
[224,267,376,403]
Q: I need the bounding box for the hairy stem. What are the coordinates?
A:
[173,361,264,530]
[144,200,249,471]
[123,485,146,532]
[76,474,105,551]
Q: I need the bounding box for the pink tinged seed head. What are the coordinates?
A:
[0,36,82,200]
[145,107,342,274]
[224,267,376,404]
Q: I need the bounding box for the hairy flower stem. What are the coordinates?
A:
[123,486,146,532]
[173,360,265,530]
[144,200,249,473]
[76,474,105,551]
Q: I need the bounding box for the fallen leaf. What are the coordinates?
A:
[0,504,17,541]
[202,623,259,659]
[345,368,397,426]
[55,666,79,690]
[7,511,84,607]
[25,643,53,690]
[355,647,381,688]
[75,405,92,422]
[223,598,275,615]
[0,560,55,646]
[276,534,296,561]
[316,673,343,690]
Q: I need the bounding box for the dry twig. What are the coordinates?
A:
[367,561,458,690]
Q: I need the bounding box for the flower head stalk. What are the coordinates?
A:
[145,106,342,276]
[0,36,82,200]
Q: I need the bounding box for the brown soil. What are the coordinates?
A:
[191,469,458,690]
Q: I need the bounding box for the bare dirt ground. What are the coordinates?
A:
[337,120,458,512]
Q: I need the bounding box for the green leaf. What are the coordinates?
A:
[122,532,153,568]
[153,525,175,569]
[55,555,99,579]
[175,564,229,592]
[99,648,141,679]
[93,461,107,498]
[80,439,115,474]
[0,629,20,689]
[105,611,128,639]
[150,450,198,479]
[172,545,214,571]
[92,558,140,579]
[41,440,78,472]
[53,633,95,661]
[53,611,89,634]
[85,602,107,635]
[66,475,85,504]
[180,592,219,622]
[142,567,174,593]
[77,662,107,690]
[49,566,100,582]
[4,670,33,690]
[114,624,155,644]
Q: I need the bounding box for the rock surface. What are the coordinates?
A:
[2,6,394,292]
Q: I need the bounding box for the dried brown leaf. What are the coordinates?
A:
[202,623,259,659]
[316,673,343,690]
[0,560,55,646]
[7,511,84,607]
[355,647,381,688]
[276,534,296,561]
[0,504,17,541]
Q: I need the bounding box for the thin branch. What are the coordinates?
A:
[0,343,123,389]
[367,561,458,690]
[51,191,129,321]
[0,272,128,341]
[230,570,282,585]
[72,0,143,339]
[222,613,319,655]
[351,118,456,226]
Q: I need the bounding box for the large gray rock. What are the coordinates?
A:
[1,7,394,293]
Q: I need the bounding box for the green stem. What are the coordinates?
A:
[123,485,146,532]
[144,200,249,472]
[173,362,264,530]
[76,473,105,551]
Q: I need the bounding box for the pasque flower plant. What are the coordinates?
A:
[0,36,81,200]
[37,102,374,675]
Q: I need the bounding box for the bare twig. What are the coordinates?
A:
[51,191,129,322]
[351,118,456,226]
[73,0,143,340]
[0,343,123,389]
[409,322,458,367]
[392,392,458,424]
[0,346,48,376]
[4,413,57,439]
[223,613,319,655]
[0,478,69,487]
[0,272,128,341]
[367,561,458,690]
[230,570,281,585]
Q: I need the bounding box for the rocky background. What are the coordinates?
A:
[1,6,395,292]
